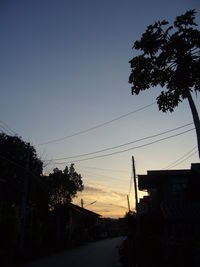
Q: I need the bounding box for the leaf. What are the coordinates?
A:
[129,9,200,113]
[161,20,169,26]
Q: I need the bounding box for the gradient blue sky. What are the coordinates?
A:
[1,0,199,217]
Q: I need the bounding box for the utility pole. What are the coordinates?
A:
[81,198,84,208]
[132,156,138,213]
[127,195,130,213]
[18,143,30,252]
[132,157,141,260]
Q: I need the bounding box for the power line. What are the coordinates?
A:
[168,151,198,169]
[36,102,156,146]
[0,119,18,135]
[0,154,26,170]
[75,168,129,181]
[0,124,14,136]
[162,146,198,169]
[44,122,193,162]
[0,154,48,191]
[52,127,195,164]
[85,201,97,207]
[74,165,130,174]
[43,164,130,176]
[164,148,198,169]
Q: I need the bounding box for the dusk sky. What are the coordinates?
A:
[1,0,199,218]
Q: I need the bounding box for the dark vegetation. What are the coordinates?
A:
[0,133,84,265]
[129,9,200,158]
[0,133,124,266]
[119,10,200,267]
[1,8,200,267]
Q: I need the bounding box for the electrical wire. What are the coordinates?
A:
[74,165,130,174]
[162,146,198,169]
[53,127,195,164]
[0,124,14,136]
[165,150,198,169]
[36,102,156,146]
[85,201,97,207]
[75,168,129,181]
[0,154,48,191]
[0,119,18,135]
[167,151,198,169]
[0,154,26,170]
[44,122,193,162]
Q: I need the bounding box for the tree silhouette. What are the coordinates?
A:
[129,10,200,158]
[0,133,43,204]
[47,164,83,209]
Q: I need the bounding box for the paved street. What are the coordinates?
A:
[24,237,124,267]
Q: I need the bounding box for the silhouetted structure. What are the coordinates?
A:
[51,203,101,245]
[136,163,200,266]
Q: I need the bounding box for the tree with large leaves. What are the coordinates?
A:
[129,10,200,158]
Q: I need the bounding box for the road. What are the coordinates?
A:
[24,237,124,267]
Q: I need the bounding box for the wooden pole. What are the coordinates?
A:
[81,198,84,208]
[127,195,130,212]
[132,156,138,212]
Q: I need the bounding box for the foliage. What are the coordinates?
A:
[129,10,200,112]
[0,133,43,204]
[47,164,83,209]
[0,133,84,254]
[0,133,84,209]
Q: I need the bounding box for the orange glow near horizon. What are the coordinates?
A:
[72,181,148,218]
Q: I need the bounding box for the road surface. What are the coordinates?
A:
[24,237,124,267]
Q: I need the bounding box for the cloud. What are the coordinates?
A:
[83,185,107,194]
[73,183,128,218]
[112,191,126,197]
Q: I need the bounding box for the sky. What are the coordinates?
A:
[1,0,200,218]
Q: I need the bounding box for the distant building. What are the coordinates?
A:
[52,203,101,243]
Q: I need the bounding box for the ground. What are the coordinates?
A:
[24,237,124,267]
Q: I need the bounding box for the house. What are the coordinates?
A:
[138,163,200,230]
[52,203,101,244]
[136,163,200,266]
[66,203,101,241]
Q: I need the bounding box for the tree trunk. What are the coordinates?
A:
[186,91,200,159]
